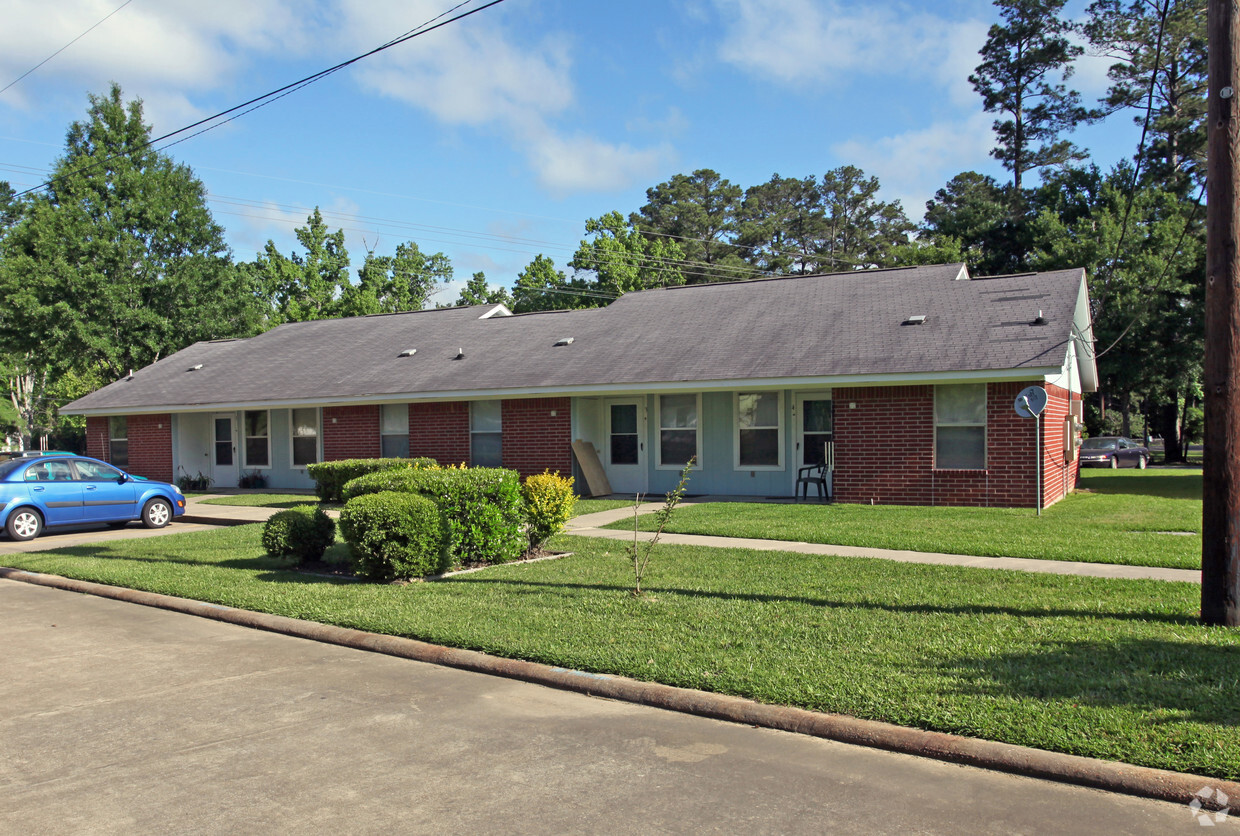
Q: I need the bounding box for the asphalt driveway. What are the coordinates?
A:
[1,579,1201,835]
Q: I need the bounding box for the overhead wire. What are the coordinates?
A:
[14,0,509,198]
[0,0,136,96]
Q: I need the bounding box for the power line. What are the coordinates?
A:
[14,0,508,198]
[0,0,135,96]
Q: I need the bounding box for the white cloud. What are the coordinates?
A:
[337,0,669,194]
[0,0,313,139]
[832,112,995,217]
[710,0,989,108]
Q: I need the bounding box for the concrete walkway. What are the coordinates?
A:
[567,500,1202,584]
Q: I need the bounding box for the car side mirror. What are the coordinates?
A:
[117,473,128,484]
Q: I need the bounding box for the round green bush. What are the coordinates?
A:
[261,505,336,563]
[338,491,447,581]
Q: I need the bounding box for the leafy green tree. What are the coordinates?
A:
[631,169,751,283]
[340,241,451,316]
[569,212,686,297]
[0,84,256,382]
[817,166,914,270]
[452,271,511,308]
[737,174,825,274]
[970,0,1093,192]
[1029,166,1203,456]
[249,208,351,324]
[511,255,573,313]
[921,172,1027,274]
[1085,0,1206,191]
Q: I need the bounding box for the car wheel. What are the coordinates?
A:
[6,507,43,541]
[1110,455,1119,469]
[142,498,172,529]
[1138,455,1148,470]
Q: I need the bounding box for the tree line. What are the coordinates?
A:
[0,0,1206,456]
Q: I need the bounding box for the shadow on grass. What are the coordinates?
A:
[947,639,1240,725]
[450,577,1198,626]
[1078,472,1202,500]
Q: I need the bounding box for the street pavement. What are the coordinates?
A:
[1,578,1209,835]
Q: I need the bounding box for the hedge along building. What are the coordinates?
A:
[61,263,1097,508]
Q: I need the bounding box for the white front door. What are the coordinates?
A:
[794,394,834,493]
[212,414,239,489]
[603,399,647,495]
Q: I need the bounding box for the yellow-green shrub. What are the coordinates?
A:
[521,471,576,550]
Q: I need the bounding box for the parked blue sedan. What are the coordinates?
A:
[0,454,185,541]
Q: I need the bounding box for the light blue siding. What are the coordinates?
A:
[262,408,316,490]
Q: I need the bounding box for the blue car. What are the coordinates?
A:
[0,454,185,541]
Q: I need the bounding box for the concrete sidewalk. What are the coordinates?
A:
[567,500,1201,584]
[179,493,321,526]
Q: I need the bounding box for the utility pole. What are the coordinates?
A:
[1203,0,1240,626]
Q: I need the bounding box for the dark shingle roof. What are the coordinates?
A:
[63,264,1092,413]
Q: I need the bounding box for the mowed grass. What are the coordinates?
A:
[604,468,1203,569]
[199,493,322,509]
[2,522,1236,780]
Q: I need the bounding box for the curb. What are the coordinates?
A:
[2,565,1235,811]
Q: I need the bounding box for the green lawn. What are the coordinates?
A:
[199,493,323,509]
[2,522,1236,780]
[604,468,1203,570]
[572,498,639,517]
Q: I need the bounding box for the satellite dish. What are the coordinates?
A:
[1014,385,1048,418]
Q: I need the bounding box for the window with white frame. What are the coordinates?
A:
[243,410,270,468]
[381,404,410,458]
[935,384,987,469]
[470,401,503,467]
[657,394,700,468]
[290,408,320,467]
[735,391,783,469]
[108,416,128,467]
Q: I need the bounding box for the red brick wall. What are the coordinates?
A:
[126,414,173,483]
[85,416,108,459]
[322,405,381,460]
[409,401,470,466]
[833,382,1049,508]
[1042,383,1081,508]
[501,397,572,479]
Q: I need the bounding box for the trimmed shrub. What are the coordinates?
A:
[261,505,336,563]
[522,470,576,550]
[339,491,447,581]
[342,467,523,565]
[307,457,438,502]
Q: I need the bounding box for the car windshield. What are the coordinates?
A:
[1081,438,1118,450]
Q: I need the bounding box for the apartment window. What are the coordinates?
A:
[243,410,270,468]
[381,404,410,458]
[291,408,320,467]
[108,416,128,467]
[935,384,986,469]
[735,392,783,469]
[657,394,700,468]
[470,401,503,467]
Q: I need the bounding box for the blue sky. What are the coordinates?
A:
[0,0,1141,303]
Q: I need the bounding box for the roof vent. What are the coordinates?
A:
[455,348,465,359]
[187,364,203,371]
[554,337,574,346]
[1032,310,1047,326]
[902,315,927,326]
[398,348,417,357]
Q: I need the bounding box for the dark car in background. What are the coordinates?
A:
[1079,436,1150,469]
[0,453,185,541]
